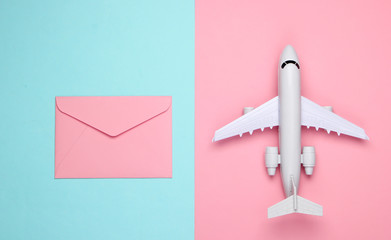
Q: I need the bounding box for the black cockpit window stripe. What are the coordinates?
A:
[281,60,300,69]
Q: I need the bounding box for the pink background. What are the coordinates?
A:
[195,0,391,239]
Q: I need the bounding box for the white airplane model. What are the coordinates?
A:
[213,45,369,218]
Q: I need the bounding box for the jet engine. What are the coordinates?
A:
[265,147,279,176]
[302,146,315,175]
[243,107,254,115]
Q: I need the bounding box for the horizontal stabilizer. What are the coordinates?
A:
[268,195,323,218]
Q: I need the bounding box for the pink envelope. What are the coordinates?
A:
[55,96,172,178]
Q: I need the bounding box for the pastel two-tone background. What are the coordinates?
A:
[1,0,391,239]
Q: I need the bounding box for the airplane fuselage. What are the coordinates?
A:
[278,56,302,197]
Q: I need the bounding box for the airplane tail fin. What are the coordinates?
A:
[268,194,323,218]
[268,176,323,218]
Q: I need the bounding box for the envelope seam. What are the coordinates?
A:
[55,126,88,177]
[56,99,172,138]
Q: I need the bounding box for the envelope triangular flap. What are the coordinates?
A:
[56,96,171,137]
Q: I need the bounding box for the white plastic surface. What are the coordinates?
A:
[213,45,367,218]
[243,107,254,115]
[213,96,368,142]
[302,146,315,175]
[301,97,369,140]
[268,195,323,218]
[213,97,279,142]
[265,147,279,176]
[268,176,323,218]
[268,195,295,218]
[278,52,302,197]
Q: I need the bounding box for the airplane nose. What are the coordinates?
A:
[280,45,299,64]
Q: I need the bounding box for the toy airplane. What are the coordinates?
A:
[213,45,368,218]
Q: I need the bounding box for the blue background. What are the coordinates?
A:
[0,1,194,239]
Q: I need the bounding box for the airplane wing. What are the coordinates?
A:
[301,96,369,140]
[213,96,279,142]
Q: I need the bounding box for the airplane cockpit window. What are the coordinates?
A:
[281,60,300,69]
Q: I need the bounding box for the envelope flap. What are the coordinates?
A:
[56,96,171,137]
